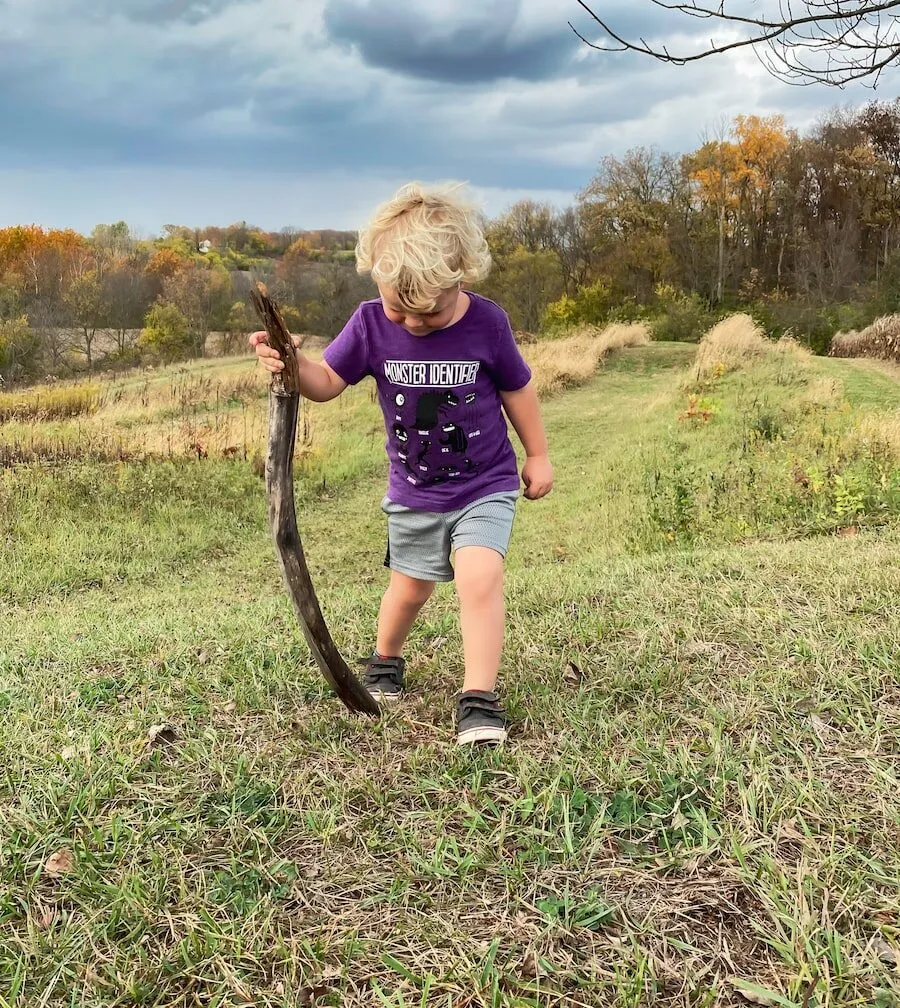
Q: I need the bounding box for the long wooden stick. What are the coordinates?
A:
[250,282,380,717]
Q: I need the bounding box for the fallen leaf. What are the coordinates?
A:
[222,701,237,714]
[35,904,55,928]
[60,746,77,761]
[520,949,541,979]
[874,938,898,967]
[730,978,791,1006]
[146,724,177,747]
[563,661,583,685]
[808,714,831,742]
[44,848,75,878]
[671,810,690,831]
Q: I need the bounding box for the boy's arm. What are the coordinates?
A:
[296,351,347,402]
[500,381,553,500]
[250,332,347,402]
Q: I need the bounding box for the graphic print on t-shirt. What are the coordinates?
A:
[384,361,481,488]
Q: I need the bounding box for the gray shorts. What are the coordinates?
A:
[382,491,520,583]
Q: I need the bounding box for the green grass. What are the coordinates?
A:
[1,343,899,1007]
[814,357,900,410]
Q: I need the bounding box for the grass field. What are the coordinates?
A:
[1,331,899,1007]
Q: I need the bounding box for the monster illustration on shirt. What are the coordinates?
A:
[389,377,478,486]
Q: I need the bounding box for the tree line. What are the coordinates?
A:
[482,100,900,350]
[0,221,367,385]
[4,99,900,385]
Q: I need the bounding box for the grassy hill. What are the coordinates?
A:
[1,327,899,1007]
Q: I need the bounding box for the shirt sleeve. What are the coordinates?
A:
[487,310,532,392]
[322,306,372,385]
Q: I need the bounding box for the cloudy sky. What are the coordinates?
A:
[2,0,897,235]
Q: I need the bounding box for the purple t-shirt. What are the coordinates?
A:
[323,292,532,512]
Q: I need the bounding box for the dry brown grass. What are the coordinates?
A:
[525,322,651,396]
[831,314,900,362]
[851,409,900,459]
[0,357,273,463]
[693,313,811,379]
[0,383,102,423]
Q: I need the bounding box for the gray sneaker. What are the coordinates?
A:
[455,691,508,746]
[359,655,406,701]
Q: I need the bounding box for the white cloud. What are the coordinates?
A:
[1,0,899,230]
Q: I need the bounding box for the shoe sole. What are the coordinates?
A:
[366,689,404,702]
[457,726,508,746]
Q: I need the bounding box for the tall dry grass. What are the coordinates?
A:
[525,322,651,396]
[830,315,900,361]
[0,383,102,423]
[851,409,900,459]
[693,314,810,379]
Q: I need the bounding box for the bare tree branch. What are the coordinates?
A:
[571,0,900,86]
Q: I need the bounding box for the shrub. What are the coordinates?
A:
[139,302,192,363]
[830,314,900,362]
[650,284,716,343]
[0,316,41,386]
[541,294,580,332]
[747,296,836,354]
[541,280,616,333]
[608,297,652,324]
[572,280,616,326]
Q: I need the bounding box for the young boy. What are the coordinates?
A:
[250,182,553,745]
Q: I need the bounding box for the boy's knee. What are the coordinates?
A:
[391,574,434,608]
[454,549,504,602]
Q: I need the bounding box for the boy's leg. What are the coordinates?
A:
[453,546,505,693]
[376,570,434,658]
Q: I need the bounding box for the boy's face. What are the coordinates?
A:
[378,284,461,337]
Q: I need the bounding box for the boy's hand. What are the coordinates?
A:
[522,454,553,500]
[249,331,301,374]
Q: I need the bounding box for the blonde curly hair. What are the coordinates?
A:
[356,182,492,314]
